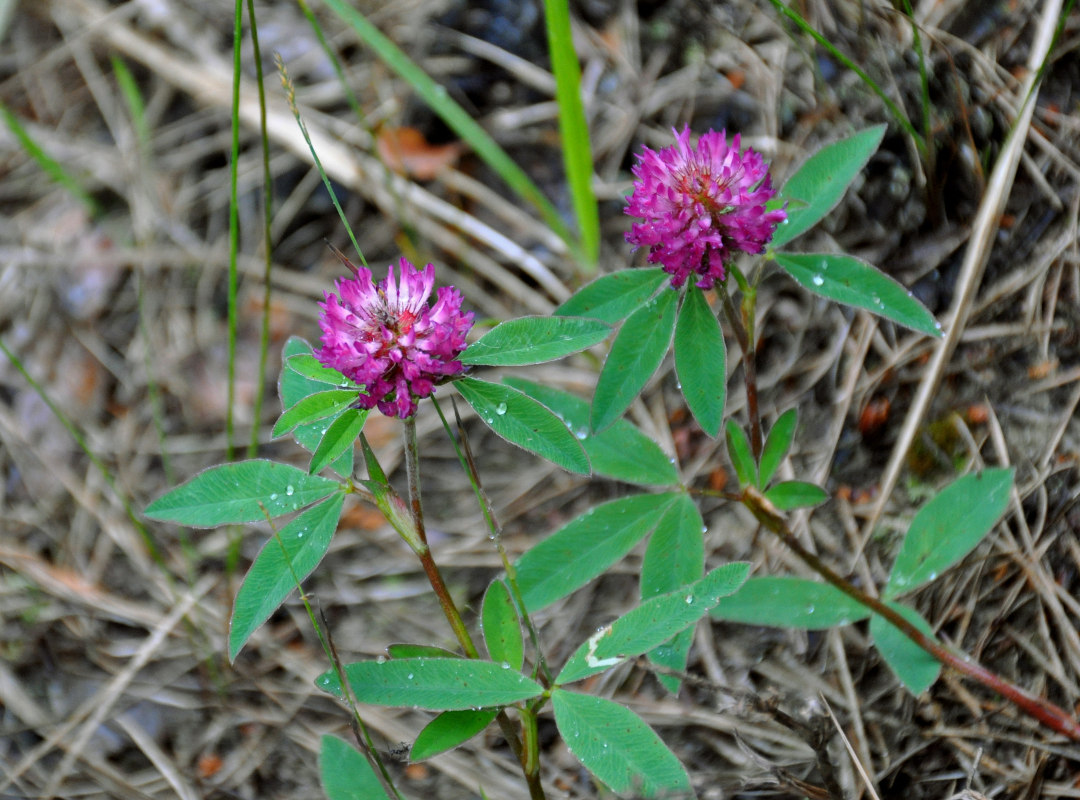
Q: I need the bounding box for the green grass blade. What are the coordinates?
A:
[318,0,582,263]
[0,101,99,216]
[544,0,599,269]
[226,0,243,461]
[767,0,922,152]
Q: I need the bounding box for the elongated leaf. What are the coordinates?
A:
[280,337,353,477]
[316,657,544,710]
[710,576,870,629]
[551,689,691,797]
[674,286,726,437]
[544,0,599,266]
[273,390,358,438]
[411,709,500,761]
[229,494,344,661]
[641,495,704,693]
[504,378,679,486]
[286,353,356,386]
[482,580,524,671]
[309,408,366,475]
[759,409,797,487]
[771,125,886,248]
[320,736,383,800]
[556,268,668,323]
[319,0,579,259]
[885,467,1014,598]
[456,377,589,474]
[725,420,757,488]
[592,289,678,433]
[870,602,941,694]
[386,643,461,659]
[516,493,680,612]
[775,252,941,337]
[145,460,341,526]
[764,481,828,511]
[558,562,749,684]
[461,316,611,366]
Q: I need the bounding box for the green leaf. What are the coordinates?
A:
[411,709,500,761]
[309,408,366,475]
[555,268,668,324]
[591,289,678,433]
[481,580,524,671]
[774,252,942,337]
[710,576,870,629]
[386,643,461,659]
[320,736,383,800]
[460,316,611,366]
[144,460,341,526]
[884,467,1014,598]
[316,657,544,710]
[455,378,589,475]
[725,420,757,488]
[285,353,356,387]
[272,390,359,439]
[641,495,705,694]
[870,602,941,694]
[504,378,679,486]
[759,409,797,487]
[551,689,691,797]
[764,481,829,511]
[280,337,353,477]
[228,494,344,661]
[516,493,680,612]
[557,562,749,685]
[673,286,726,437]
[771,125,886,248]
[544,0,599,266]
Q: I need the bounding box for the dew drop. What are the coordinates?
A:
[501,662,511,669]
[811,274,824,286]
[407,673,414,680]
[285,484,295,496]
[495,402,508,416]
[269,493,278,501]
[685,594,694,604]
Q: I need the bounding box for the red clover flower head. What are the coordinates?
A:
[317,257,473,419]
[625,126,787,289]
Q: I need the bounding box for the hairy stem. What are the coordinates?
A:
[401,416,546,798]
[721,286,762,458]
[741,485,1080,741]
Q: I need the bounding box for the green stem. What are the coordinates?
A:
[741,485,1080,741]
[721,284,762,458]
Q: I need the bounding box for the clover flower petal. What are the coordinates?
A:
[625,127,787,289]
[316,257,473,418]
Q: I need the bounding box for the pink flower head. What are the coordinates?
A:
[625,127,787,289]
[316,257,474,419]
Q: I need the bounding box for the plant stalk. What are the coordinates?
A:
[721,286,762,458]
[741,485,1080,741]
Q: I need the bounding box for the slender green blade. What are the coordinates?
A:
[725,420,757,488]
[544,0,599,267]
[272,390,358,438]
[309,408,366,475]
[481,580,524,671]
[775,252,941,337]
